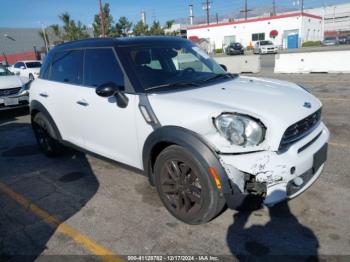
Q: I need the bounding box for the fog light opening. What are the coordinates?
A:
[293,177,304,187]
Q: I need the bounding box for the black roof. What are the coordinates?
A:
[53,36,188,51]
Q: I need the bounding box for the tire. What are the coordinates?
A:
[29,74,34,81]
[154,145,226,224]
[32,112,64,157]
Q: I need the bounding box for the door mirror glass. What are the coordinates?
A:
[96,84,117,97]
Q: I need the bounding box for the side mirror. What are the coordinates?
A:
[220,64,227,72]
[20,66,25,69]
[96,83,129,108]
[96,85,116,97]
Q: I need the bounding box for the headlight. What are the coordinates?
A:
[214,114,265,146]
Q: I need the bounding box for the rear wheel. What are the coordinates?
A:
[32,112,64,157]
[154,145,225,224]
[29,73,34,81]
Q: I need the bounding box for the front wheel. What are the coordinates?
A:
[32,112,64,157]
[154,145,225,224]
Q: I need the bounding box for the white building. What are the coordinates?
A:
[187,12,323,50]
[305,2,350,33]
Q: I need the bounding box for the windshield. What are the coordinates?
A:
[0,66,13,76]
[25,62,41,68]
[230,43,241,47]
[325,37,336,41]
[260,41,273,46]
[122,41,227,91]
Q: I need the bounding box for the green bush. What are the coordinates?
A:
[215,48,223,54]
[302,41,322,47]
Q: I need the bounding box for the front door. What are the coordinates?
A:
[77,47,140,167]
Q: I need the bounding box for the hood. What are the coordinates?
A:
[148,76,322,152]
[0,75,27,90]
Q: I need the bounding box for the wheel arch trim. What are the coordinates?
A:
[142,126,233,196]
[30,100,62,141]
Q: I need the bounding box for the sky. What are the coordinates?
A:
[0,0,349,28]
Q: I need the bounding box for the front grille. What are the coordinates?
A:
[0,87,21,97]
[279,109,322,153]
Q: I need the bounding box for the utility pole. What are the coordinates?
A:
[216,13,219,24]
[272,0,276,16]
[189,4,194,25]
[202,0,211,25]
[99,0,106,37]
[240,0,252,20]
[301,0,304,13]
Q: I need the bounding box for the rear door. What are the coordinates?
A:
[77,47,140,166]
[45,49,86,147]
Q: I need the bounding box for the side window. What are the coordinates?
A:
[14,62,24,68]
[39,55,51,80]
[252,33,265,41]
[50,50,83,84]
[84,48,124,88]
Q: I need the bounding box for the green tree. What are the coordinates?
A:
[115,16,133,37]
[133,21,149,36]
[165,20,175,30]
[149,21,164,35]
[59,12,90,41]
[49,24,62,40]
[92,3,116,37]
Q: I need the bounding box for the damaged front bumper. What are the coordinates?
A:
[219,122,330,208]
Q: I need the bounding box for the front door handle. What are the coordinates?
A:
[76,99,89,106]
[39,92,48,98]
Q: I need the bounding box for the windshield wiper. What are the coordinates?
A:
[147,81,200,91]
[201,73,238,83]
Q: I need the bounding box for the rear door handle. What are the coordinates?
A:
[39,92,48,98]
[76,99,89,106]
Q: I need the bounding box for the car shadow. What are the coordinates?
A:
[0,110,99,261]
[226,195,319,261]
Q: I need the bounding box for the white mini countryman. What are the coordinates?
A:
[30,37,329,224]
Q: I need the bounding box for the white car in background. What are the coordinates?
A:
[0,65,30,110]
[254,40,278,54]
[9,60,42,80]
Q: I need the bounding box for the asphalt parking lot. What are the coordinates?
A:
[0,72,349,261]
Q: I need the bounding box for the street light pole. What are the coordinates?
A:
[40,22,49,53]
